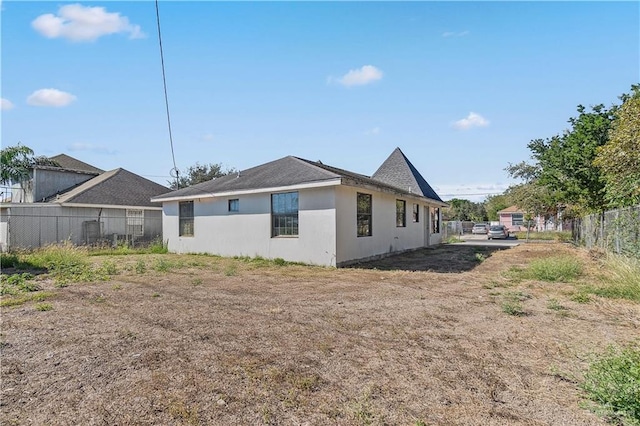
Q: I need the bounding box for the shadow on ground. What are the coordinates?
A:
[349,244,513,273]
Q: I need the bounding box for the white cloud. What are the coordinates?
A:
[365,127,380,135]
[27,88,77,107]
[336,65,383,87]
[31,4,145,42]
[434,183,510,202]
[201,133,215,141]
[453,112,489,130]
[68,142,116,155]
[1,98,15,110]
[442,30,470,38]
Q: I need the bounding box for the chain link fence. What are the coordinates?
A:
[1,208,162,251]
[572,205,640,258]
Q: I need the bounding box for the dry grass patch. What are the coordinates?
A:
[1,242,638,425]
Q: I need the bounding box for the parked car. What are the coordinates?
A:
[487,225,509,240]
[472,223,489,234]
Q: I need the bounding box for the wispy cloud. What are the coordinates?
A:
[365,127,380,135]
[330,65,383,87]
[1,98,15,111]
[32,4,145,42]
[452,112,489,130]
[201,133,215,142]
[27,88,77,107]
[434,183,510,202]
[442,30,470,38]
[68,142,116,155]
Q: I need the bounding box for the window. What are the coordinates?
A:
[431,207,440,234]
[357,193,372,237]
[272,192,298,236]
[413,203,419,223]
[126,209,144,237]
[511,213,524,226]
[179,201,194,237]
[228,199,239,212]
[396,200,406,227]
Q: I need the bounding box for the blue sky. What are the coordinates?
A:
[2,1,638,201]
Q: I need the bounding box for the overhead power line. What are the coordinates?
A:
[155,0,179,189]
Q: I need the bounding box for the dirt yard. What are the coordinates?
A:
[1,243,638,425]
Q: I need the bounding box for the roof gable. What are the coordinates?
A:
[47,154,104,174]
[372,148,443,202]
[53,168,170,207]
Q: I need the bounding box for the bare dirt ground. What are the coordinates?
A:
[1,242,638,425]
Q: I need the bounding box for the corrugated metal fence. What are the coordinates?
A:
[572,205,640,258]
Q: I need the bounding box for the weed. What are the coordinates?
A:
[93,295,106,303]
[273,257,287,266]
[154,258,180,273]
[192,278,203,286]
[581,344,640,425]
[35,303,53,311]
[25,243,107,285]
[1,273,40,294]
[0,291,55,308]
[501,300,526,316]
[135,259,147,274]
[527,256,583,282]
[99,260,119,275]
[589,255,640,302]
[474,252,486,263]
[547,298,568,312]
[0,253,19,268]
[112,284,122,290]
[571,292,591,303]
[152,292,160,298]
[224,264,237,276]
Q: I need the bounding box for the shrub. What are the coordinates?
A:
[526,256,583,282]
[0,253,19,268]
[582,344,640,425]
[0,273,40,295]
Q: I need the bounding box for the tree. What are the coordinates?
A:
[594,86,640,207]
[1,144,59,197]
[169,162,236,189]
[442,198,487,222]
[484,193,511,221]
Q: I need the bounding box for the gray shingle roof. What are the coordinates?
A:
[372,148,443,202]
[53,168,170,207]
[153,151,445,205]
[47,154,104,174]
[152,156,342,200]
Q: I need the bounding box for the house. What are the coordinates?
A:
[498,205,526,232]
[1,155,170,250]
[498,205,570,232]
[151,148,447,267]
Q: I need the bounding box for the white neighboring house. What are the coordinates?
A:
[151,148,447,267]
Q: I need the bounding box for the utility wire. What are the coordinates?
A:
[155,0,179,189]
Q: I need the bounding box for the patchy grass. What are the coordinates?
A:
[588,255,640,302]
[505,255,583,283]
[1,242,638,425]
[513,230,572,242]
[581,344,640,426]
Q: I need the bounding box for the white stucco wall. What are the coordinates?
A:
[162,187,338,266]
[334,186,429,265]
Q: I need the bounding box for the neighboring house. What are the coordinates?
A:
[498,205,569,232]
[1,155,170,251]
[498,205,527,232]
[152,148,447,267]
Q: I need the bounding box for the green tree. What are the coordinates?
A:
[594,86,640,207]
[484,193,511,221]
[169,162,236,189]
[442,198,487,222]
[1,144,59,196]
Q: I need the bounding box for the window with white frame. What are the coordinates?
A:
[511,213,524,226]
[228,199,239,212]
[126,209,144,237]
